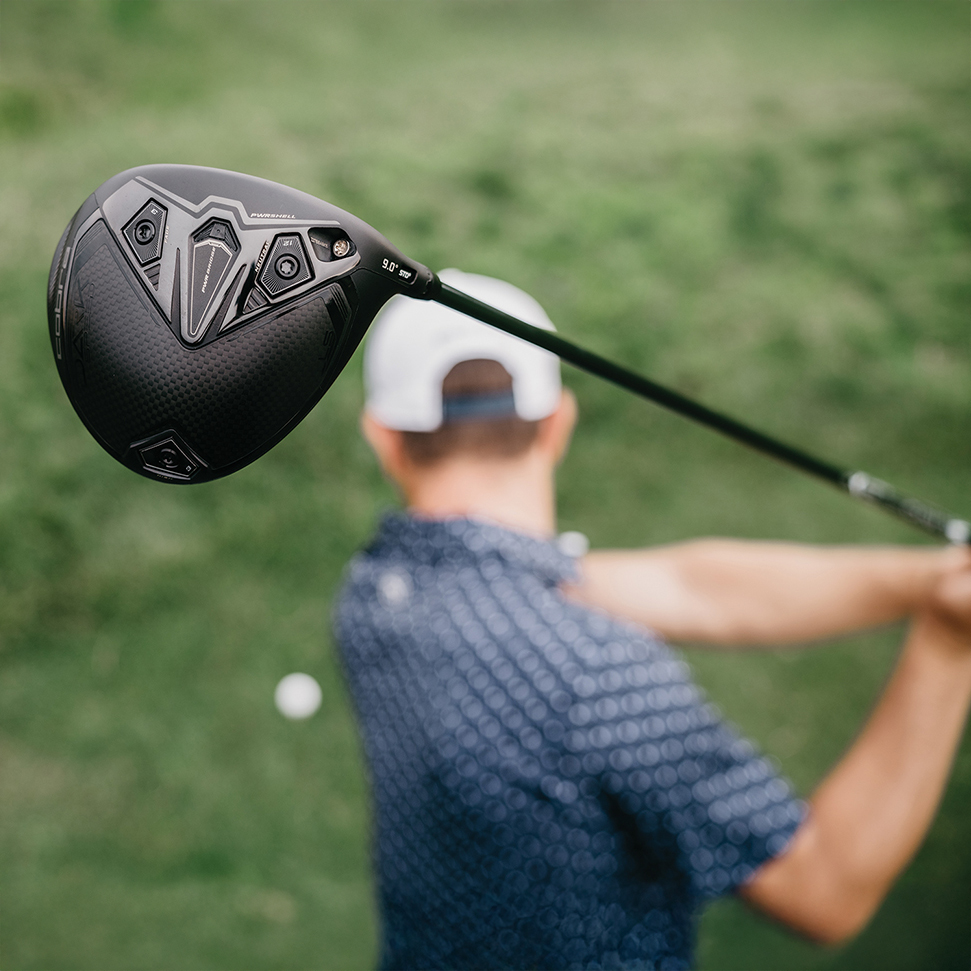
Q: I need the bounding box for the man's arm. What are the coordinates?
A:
[564,541,967,645]
[739,565,971,943]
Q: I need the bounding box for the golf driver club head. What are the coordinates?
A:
[48,164,436,483]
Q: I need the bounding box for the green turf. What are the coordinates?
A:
[1,1,969,968]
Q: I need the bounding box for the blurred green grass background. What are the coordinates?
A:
[1,1,969,968]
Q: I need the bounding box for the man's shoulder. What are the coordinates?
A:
[333,515,694,686]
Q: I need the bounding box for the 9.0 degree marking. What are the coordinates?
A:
[381,257,416,285]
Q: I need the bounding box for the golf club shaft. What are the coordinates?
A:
[435,283,970,544]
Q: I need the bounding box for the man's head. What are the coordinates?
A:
[361,270,576,528]
[398,356,544,467]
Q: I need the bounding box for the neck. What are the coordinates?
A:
[401,451,557,537]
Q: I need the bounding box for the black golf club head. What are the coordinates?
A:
[48,164,436,483]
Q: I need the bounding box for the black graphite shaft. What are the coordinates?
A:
[434,282,969,543]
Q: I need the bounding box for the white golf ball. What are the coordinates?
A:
[274,673,322,720]
[557,530,590,559]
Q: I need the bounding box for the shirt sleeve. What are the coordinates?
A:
[558,615,807,899]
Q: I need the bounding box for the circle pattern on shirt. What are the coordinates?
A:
[336,515,805,971]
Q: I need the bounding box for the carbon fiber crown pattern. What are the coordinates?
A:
[49,164,438,482]
[68,224,343,474]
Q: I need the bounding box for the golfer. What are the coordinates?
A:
[335,270,971,971]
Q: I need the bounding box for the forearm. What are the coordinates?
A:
[571,541,958,645]
[740,613,971,942]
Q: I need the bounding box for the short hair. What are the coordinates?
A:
[401,359,541,467]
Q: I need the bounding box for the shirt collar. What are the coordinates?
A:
[370,511,580,585]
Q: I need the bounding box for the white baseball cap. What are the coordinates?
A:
[363,268,561,432]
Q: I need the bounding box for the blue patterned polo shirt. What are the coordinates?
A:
[334,514,805,971]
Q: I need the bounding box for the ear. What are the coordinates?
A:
[361,411,409,482]
[536,389,578,465]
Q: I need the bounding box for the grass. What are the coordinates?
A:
[1,1,969,968]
